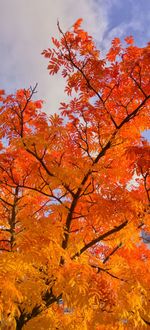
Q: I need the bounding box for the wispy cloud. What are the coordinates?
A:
[101,0,150,50]
[0,0,108,113]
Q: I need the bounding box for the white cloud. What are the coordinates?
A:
[0,0,109,114]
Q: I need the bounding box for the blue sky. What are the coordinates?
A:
[0,0,150,121]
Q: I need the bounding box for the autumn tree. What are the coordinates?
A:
[0,19,150,329]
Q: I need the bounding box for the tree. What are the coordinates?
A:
[0,19,150,329]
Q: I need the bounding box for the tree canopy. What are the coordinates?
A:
[0,19,150,329]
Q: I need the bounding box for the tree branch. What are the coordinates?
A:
[72,220,128,259]
[103,242,122,264]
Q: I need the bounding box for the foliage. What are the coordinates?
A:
[0,19,150,329]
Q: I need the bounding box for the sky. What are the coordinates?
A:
[0,0,150,123]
